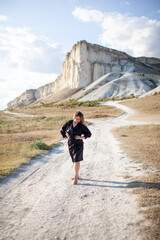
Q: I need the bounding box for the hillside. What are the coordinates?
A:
[136,57,160,70]
[7,40,160,109]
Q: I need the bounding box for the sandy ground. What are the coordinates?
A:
[1,102,157,240]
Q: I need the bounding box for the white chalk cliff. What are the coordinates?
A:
[7,40,160,108]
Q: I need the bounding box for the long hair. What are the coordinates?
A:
[73,111,87,126]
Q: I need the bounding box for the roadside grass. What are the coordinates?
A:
[0,104,122,178]
[0,112,71,178]
[112,124,160,240]
[5,104,122,120]
[120,93,160,122]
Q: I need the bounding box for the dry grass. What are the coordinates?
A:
[112,125,160,169]
[8,104,122,119]
[0,104,122,178]
[120,94,160,122]
[112,124,160,240]
[0,112,70,177]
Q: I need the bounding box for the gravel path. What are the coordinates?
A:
[0,102,149,240]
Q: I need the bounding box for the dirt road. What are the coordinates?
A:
[0,102,150,240]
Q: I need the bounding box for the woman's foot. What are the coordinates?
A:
[71,175,79,180]
[73,178,78,185]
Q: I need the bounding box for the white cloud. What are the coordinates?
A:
[0,68,58,109]
[0,15,8,21]
[72,8,160,58]
[0,26,64,73]
[0,23,65,110]
[72,7,103,22]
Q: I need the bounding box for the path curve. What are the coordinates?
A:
[4,110,41,118]
[0,102,151,240]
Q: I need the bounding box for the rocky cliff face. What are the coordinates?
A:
[62,41,160,88]
[7,74,63,108]
[8,89,36,109]
[7,40,160,108]
[136,57,160,70]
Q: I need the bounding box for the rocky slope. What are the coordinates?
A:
[140,85,160,98]
[7,40,160,108]
[136,57,160,70]
[77,72,160,101]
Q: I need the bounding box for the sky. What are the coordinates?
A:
[0,0,160,110]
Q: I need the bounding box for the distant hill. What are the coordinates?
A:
[7,40,160,109]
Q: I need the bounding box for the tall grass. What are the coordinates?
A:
[0,111,72,177]
[112,124,160,240]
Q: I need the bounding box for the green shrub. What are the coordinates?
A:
[153,91,160,95]
[45,117,54,121]
[0,120,6,125]
[29,140,51,150]
[55,99,100,107]
[0,119,12,125]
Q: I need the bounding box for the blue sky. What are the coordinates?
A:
[0,0,160,109]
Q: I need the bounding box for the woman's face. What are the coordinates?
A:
[74,116,81,123]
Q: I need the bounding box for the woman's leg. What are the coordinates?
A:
[72,162,79,180]
[73,162,80,184]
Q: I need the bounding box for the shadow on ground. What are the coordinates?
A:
[78,178,160,190]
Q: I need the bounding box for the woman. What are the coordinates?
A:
[60,111,92,184]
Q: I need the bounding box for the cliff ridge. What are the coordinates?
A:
[7,40,160,108]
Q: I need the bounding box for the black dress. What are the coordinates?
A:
[60,120,92,162]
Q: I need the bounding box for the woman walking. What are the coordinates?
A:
[60,111,92,184]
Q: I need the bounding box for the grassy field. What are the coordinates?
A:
[112,94,160,240]
[8,99,122,119]
[120,94,160,122]
[0,103,122,178]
